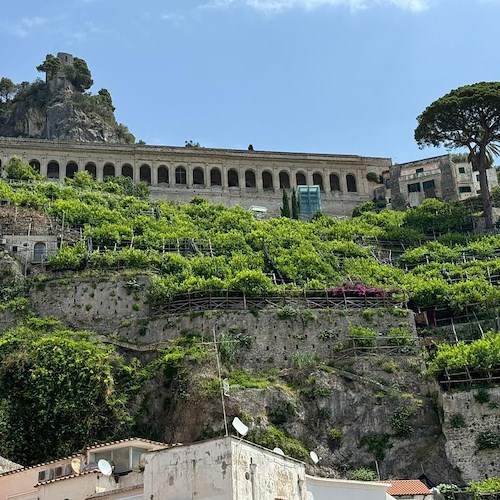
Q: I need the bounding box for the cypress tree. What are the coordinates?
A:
[291,188,300,219]
[281,188,290,218]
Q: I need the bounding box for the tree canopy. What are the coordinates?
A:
[415,82,500,229]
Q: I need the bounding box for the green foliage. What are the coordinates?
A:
[474,387,491,404]
[390,406,417,439]
[276,305,297,320]
[247,425,309,461]
[292,351,319,370]
[0,326,138,465]
[403,199,471,234]
[449,413,466,428]
[281,188,291,218]
[386,327,414,346]
[366,172,381,183]
[427,332,500,376]
[475,431,500,450]
[2,156,42,181]
[49,242,87,271]
[347,325,377,348]
[268,400,297,426]
[347,467,377,481]
[467,477,500,497]
[435,483,460,500]
[360,433,392,461]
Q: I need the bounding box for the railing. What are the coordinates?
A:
[151,290,403,315]
[439,366,500,390]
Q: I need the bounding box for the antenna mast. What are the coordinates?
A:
[213,326,229,436]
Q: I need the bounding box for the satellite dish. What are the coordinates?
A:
[70,458,82,474]
[232,417,249,437]
[310,451,320,464]
[272,447,285,456]
[97,459,113,476]
[306,492,315,500]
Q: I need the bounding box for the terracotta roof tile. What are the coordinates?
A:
[383,480,431,495]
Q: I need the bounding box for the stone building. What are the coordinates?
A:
[381,154,498,210]
[0,137,391,217]
[0,436,396,500]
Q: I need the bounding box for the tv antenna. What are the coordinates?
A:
[97,459,113,477]
[232,416,249,438]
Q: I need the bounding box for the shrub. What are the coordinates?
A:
[449,413,466,428]
[247,426,308,461]
[347,325,377,348]
[467,477,500,497]
[390,406,417,439]
[474,387,491,404]
[347,467,377,481]
[360,433,392,461]
[476,431,500,450]
[292,351,319,370]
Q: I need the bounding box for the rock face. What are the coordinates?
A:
[0,93,132,143]
[0,52,134,143]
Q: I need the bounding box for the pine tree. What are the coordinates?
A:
[280,188,290,218]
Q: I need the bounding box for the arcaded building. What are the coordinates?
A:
[0,138,391,217]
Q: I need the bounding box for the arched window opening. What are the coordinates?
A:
[33,242,47,262]
[158,166,169,184]
[279,171,290,189]
[122,164,133,179]
[103,163,115,178]
[176,166,187,185]
[330,173,341,191]
[66,162,78,179]
[140,164,151,184]
[262,171,274,191]
[245,170,256,188]
[210,168,222,186]
[346,174,357,192]
[85,163,97,179]
[228,169,239,187]
[193,168,205,186]
[296,172,306,186]
[47,161,60,179]
[313,172,324,192]
[29,160,41,173]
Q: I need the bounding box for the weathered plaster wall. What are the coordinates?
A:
[441,387,500,482]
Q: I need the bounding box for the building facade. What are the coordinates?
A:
[0,436,396,500]
[381,154,498,210]
[0,137,391,217]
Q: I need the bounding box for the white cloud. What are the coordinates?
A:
[5,16,48,37]
[242,0,430,13]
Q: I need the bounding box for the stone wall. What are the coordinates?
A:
[441,387,500,482]
[29,276,417,370]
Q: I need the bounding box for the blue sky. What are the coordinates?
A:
[2,0,500,162]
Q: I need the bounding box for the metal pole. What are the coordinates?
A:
[213,326,229,437]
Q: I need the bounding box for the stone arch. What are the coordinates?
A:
[346,174,357,192]
[33,242,47,262]
[29,159,41,173]
[279,171,290,189]
[176,166,187,185]
[330,173,341,191]
[313,172,324,191]
[158,165,169,184]
[122,164,133,179]
[210,168,222,186]
[228,169,239,187]
[66,161,78,179]
[85,162,97,179]
[296,172,306,186]
[140,164,151,184]
[193,167,205,186]
[103,163,115,178]
[47,161,60,179]
[245,170,256,188]
[262,171,274,191]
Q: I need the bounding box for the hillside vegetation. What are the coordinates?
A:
[0,164,499,488]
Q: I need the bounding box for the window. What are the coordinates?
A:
[175,166,187,185]
[477,174,480,182]
[416,167,424,174]
[459,186,472,193]
[407,183,421,193]
[458,166,466,174]
[346,174,357,192]
[422,180,435,191]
